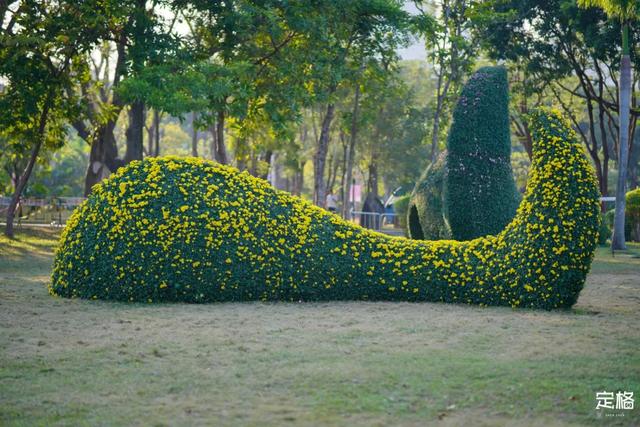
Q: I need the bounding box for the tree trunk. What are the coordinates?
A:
[313,103,335,207]
[125,100,145,163]
[368,155,379,200]
[154,110,160,156]
[260,151,272,180]
[5,102,50,238]
[209,122,217,161]
[147,109,155,156]
[342,82,361,218]
[215,110,228,164]
[339,132,347,210]
[191,112,198,157]
[612,53,631,250]
[430,105,442,163]
[430,72,451,163]
[293,164,303,196]
[84,121,123,196]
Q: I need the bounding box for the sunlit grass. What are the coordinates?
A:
[0,227,638,426]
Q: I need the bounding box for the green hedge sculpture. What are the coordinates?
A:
[51,109,599,309]
[446,66,520,240]
[407,152,450,240]
[408,66,520,241]
[625,188,640,241]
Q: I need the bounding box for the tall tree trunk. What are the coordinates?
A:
[209,122,217,161]
[147,109,155,156]
[259,151,272,180]
[215,110,228,164]
[342,82,361,218]
[612,36,631,250]
[368,154,379,200]
[597,102,610,198]
[339,131,347,210]
[191,112,198,157]
[125,100,144,163]
[430,72,451,162]
[154,110,160,156]
[84,121,123,196]
[293,164,304,196]
[430,103,442,162]
[5,102,50,238]
[313,102,335,207]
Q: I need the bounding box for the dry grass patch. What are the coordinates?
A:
[1,228,639,426]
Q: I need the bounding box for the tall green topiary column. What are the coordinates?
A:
[445,66,520,240]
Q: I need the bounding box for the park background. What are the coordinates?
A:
[1,0,639,425]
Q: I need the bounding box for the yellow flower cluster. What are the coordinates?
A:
[50,109,599,309]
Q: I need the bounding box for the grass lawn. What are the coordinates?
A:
[1,227,639,426]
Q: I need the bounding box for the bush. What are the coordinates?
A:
[51,109,599,309]
[625,188,640,241]
[408,66,520,242]
[597,214,610,246]
[446,66,520,240]
[393,194,410,236]
[407,152,451,240]
[605,189,640,242]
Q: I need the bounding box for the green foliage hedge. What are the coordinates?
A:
[597,213,611,246]
[51,109,599,309]
[393,194,410,236]
[603,189,640,242]
[407,152,451,240]
[626,189,640,241]
[446,66,520,240]
[408,66,520,241]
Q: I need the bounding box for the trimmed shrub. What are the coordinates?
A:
[407,151,451,240]
[597,214,610,246]
[604,189,640,242]
[625,189,640,241]
[446,66,520,240]
[51,109,599,309]
[393,194,410,236]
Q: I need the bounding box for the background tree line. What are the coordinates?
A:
[1,0,638,243]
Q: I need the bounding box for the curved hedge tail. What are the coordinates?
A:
[51,109,600,309]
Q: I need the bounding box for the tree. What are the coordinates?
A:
[295,0,409,207]
[578,0,638,250]
[472,0,639,201]
[71,0,181,194]
[415,0,477,162]
[0,1,96,237]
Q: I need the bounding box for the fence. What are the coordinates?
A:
[0,196,85,228]
[349,210,404,236]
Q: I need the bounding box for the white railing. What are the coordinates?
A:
[349,210,403,235]
[0,196,86,227]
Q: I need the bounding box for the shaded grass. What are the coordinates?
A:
[1,227,639,426]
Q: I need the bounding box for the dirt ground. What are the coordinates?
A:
[1,228,639,426]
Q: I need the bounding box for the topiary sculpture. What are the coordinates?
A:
[446,66,521,240]
[407,152,450,240]
[408,66,520,241]
[51,109,599,309]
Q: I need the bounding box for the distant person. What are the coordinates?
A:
[326,191,338,213]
